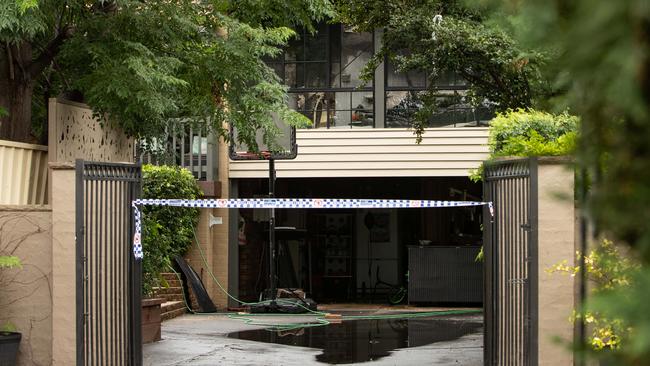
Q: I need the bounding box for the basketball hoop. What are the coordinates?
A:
[228,114,298,307]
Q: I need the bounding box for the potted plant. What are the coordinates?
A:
[0,255,22,366]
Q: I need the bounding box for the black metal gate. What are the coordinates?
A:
[483,158,538,366]
[75,160,142,366]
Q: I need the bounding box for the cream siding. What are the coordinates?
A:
[0,139,49,204]
[229,127,489,178]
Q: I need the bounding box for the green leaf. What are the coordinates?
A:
[0,255,22,269]
[17,0,38,14]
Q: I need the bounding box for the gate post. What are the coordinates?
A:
[50,162,78,366]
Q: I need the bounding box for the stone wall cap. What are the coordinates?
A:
[0,205,52,212]
[48,162,75,169]
[537,156,574,165]
[142,298,166,307]
[491,155,574,165]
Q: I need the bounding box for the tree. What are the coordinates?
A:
[494,0,650,363]
[0,0,332,144]
[333,0,550,137]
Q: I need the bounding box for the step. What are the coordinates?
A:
[162,278,182,287]
[161,273,181,282]
[161,306,187,321]
[160,293,184,302]
[161,300,185,313]
[153,286,183,296]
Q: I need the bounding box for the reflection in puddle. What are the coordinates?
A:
[227,314,482,364]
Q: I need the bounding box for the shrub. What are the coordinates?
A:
[470,109,579,182]
[489,109,579,153]
[548,239,639,351]
[141,164,202,295]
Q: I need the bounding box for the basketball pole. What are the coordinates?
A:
[268,158,277,302]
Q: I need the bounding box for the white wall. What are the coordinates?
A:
[229,128,489,178]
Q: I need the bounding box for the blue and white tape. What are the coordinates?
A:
[131,198,493,259]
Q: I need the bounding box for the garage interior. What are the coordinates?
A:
[236,177,483,305]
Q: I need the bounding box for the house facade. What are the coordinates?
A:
[225,24,491,304]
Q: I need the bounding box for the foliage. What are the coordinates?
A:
[0,0,329,144]
[141,164,202,295]
[470,109,579,182]
[548,239,639,352]
[494,0,650,362]
[489,109,578,153]
[0,255,21,269]
[334,0,550,137]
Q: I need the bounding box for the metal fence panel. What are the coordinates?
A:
[76,160,142,366]
[484,158,538,366]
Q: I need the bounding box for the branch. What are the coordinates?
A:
[28,25,74,79]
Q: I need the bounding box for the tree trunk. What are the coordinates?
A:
[0,79,35,143]
[0,41,36,143]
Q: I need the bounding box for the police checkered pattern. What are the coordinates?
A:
[132,206,143,259]
[132,198,492,210]
[131,198,493,259]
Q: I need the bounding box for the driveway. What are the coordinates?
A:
[143,311,483,365]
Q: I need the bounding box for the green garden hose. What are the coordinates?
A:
[162,229,482,330]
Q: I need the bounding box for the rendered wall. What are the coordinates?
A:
[183,136,231,309]
[0,206,52,366]
[49,164,77,366]
[537,160,575,365]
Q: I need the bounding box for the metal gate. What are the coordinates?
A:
[483,158,538,366]
[75,160,142,366]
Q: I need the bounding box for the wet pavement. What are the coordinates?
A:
[143,311,483,365]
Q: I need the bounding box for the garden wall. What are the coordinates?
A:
[0,206,52,366]
[537,159,576,365]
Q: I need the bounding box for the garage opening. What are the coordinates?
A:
[236,176,483,306]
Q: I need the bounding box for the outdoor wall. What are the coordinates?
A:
[48,98,134,163]
[49,164,77,366]
[184,136,231,309]
[0,139,48,205]
[0,206,52,366]
[537,159,575,365]
[229,127,489,178]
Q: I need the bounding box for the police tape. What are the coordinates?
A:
[131,198,494,259]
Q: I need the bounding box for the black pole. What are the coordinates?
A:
[577,168,587,366]
[269,158,277,300]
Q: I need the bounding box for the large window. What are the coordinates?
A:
[266,25,493,129]
[385,61,492,128]
[266,24,374,128]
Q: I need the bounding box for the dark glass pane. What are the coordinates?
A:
[285,35,304,61]
[385,91,424,128]
[386,61,426,88]
[330,62,341,87]
[305,62,328,88]
[304,25,328,61]
[339,27,373,88]
[284,63,305,88]
[329,24,341,62]
[288,92,334,128]
[432,70,468,87]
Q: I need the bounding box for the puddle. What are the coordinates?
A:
[227,314,482,364]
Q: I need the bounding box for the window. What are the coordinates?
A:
[266,24,493,129]
[385,58,491,128]
[266,24,374,128]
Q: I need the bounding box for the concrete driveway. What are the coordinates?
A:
[143,311,483,365]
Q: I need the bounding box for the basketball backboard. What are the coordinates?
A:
[229,113,297,160]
